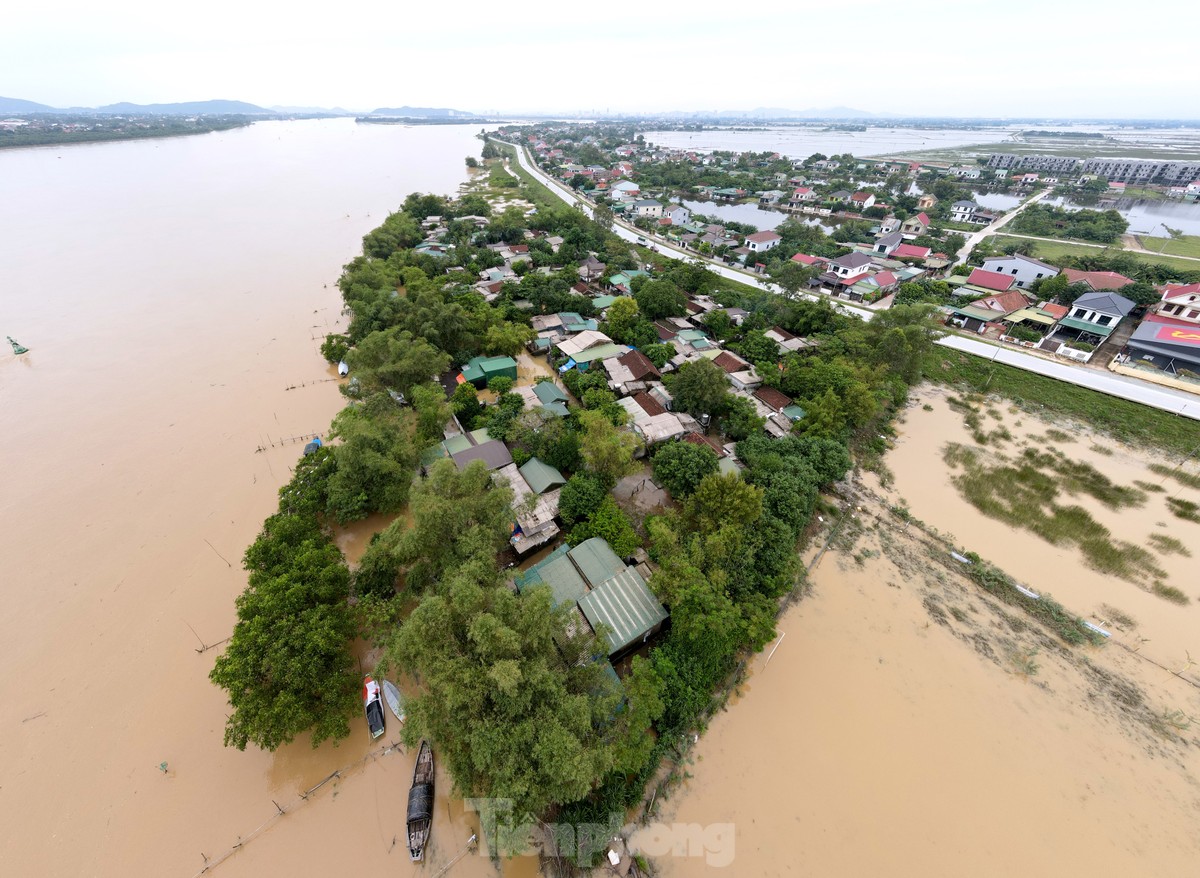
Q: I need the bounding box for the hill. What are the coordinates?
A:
[90,100,271,115]
[0,96,57,114]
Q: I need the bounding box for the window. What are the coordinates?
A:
[1072,309,1086,319]
[1098,315,1112,326]
[1189,310,1200,320]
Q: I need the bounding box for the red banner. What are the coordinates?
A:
[1155,324,1200,346]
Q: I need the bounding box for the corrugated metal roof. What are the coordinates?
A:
[579,568,668,655]
[1056,316,1116,337]
[569,537,626,588]
[519,457,567,495]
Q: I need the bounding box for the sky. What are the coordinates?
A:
[3,0,1196,118]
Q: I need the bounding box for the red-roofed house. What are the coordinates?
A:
[901,212,930,237]
[788,187,819,208]
[1039,302,1069,321]
[712,351,750,374]
[1158,283,1200,325]
[1063,269,1134,291]
[753,386,793,413]
[850,191,876,209]
[632,391,667,417]
[893,243,931,260]
[790,253,826,267]
[967,268,1015,292]
[972,290,1032,316]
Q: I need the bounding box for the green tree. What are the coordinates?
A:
[652,442,719,498]
[769,261,813,300]
[326,395,421,522]
[642,342,675,369]
[345,326,452,399]
[483,322,535,357]
[604,296,640,342]
[578,409,640,488]
[634,278,688,320]
[559,472,607,527]
[320,333,351,365]
[385,570,638,818]
[450,381,483,424]
[683,472,763,535]
[720,394,765,441]
[569,496,640,557]
[410,382,451,442]
[669,358,730,418]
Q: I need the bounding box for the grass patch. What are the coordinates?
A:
[1090,444,1113,456]
[943,442,1163,586]
[1134,479,1166,492]
[1148,533,1192,557]
[927,351,1200,458]
[1138,234,1200,259]
[1044,428,1074,443]
[987,235,1200,272]
[1166,497,1200,523]
[1100,603,1137,629]
[1152,582,1190,604]
[1148,462,1200,490]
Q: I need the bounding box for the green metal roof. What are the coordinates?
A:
[442,434,473,455]
[1056,315,1115,337]
[568,537,627,588]
[579,567,668,656]
[533,382,568,405]
[782,404,807,421]
[519,457,567,495]
[591,295,618,309]
[514,544,588,608]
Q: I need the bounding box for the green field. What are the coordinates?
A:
[986,235,1200,272]
[1137,234,1200,259]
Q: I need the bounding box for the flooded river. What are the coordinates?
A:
[0,119,536,876]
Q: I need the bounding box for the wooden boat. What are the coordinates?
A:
[383,680,406,723]
[407,740,435,861]
[363,675,385,741]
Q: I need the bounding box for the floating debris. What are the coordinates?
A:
[8,336,29,355]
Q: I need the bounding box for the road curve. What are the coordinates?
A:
[499,141,1200,421]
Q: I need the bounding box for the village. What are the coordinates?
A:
[477,123,1200,395]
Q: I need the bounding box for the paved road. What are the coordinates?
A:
[955,188,1050,264]
[941,335,1200,419]
[501,142,1200,421]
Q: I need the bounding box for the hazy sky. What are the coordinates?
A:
[3,0,1194,117]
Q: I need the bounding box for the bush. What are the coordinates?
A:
[652,441,719,499]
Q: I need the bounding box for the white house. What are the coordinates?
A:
[981,254,1059,289]
[1158,283,1200,324]
[665,205,691,225]
[1187,181,1200,199]
[850,191,876,210]
[879,215,901,235]
[610,180,640,201]
[744,231,781,254]
[632,199,663,218]
[950,200,977,223]
[950,165,982,180]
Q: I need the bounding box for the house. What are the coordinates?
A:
[1187,181,1200,199]
[893,243,931,261]
[966,268,1015,292]
[1123,320,1200,376]
[789,186,819,205]
[764,325,814,354]
[632,199,663,218]
[744,231,781,254]
[1062,269,1134,292]
[874,231,903,256]
[1047,290,1136,348]
[819,251,874,288]
[665,205,691,226]
[1157,283,1200,324]
[950,200,978,223]
[950,290,1032,332]
[514,538,668,658]
[790,253,827,268]
[610,180,640,200]
[555,329,618,366]
[712,350,760,391]
[901,212,930,237]
[850,191,876,210]
[950,165,982,180]
[602,348,661,394]
[830,190,852,202]
[516,381,570,416]
[492,460,564,554]
[758,190,785,205]
[459,355,518,388]
[917,194,938,210]
[579,255,607,282]
[981,254,1059,289]
[879,215,902,235]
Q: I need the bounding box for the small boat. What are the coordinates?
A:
[363,676,386,741]
[407,740,435,861]
[337,360,349,377]
[383,680,406,723]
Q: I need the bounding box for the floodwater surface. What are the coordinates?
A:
[0,118,536,876]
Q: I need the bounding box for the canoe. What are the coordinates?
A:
[363,675,385,741]
[407,740,435,861]
[383,680,406,723]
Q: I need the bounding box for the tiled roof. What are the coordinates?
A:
[753,386,792,411]
[1063,269,1134,291]
[967,268,1014,292]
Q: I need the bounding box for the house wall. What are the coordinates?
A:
[981,256,1056,290]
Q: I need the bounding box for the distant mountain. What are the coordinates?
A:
[89,100,271,115]
[369,105,477,118]
[0,96,57,114]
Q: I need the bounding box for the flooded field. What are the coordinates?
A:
[642,384,1200,875]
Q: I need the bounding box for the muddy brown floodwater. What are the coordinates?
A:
[639,385,1200,876]
[0,119,534,877]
